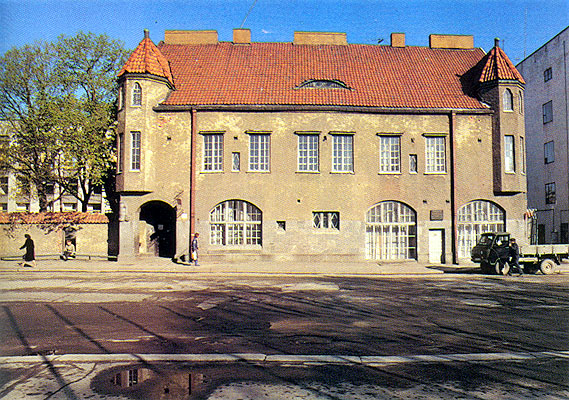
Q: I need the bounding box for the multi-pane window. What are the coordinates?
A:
[457,200,505,258]
[298,134,319,172]
[131,131,141,171]
[332,134,353,172]
[379,136,400,173]
[132,83,142,106]
[313,211,340,230]
[543,101,553,124]
[544,67,552,82]
[544,141,555,164]
[520,137,526,174]
[0,176,8,195]
[203,134,223,171]
[425,136,445,173]
[210,200,262,246]
[232,152,240,172]
[249,134,270,171]
[366,201,417,260]
[545,182,556,204]
[503,89,513,111]
[504,135,515,173]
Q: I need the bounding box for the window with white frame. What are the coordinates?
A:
[457,200,505,258]
[365,201,417,260]
[203,133,223,171]
[379,135,400,173]
[504,135,515,173]
[518,92,523,114]
[313,211,340,230]
[544,141,555,164]
[425,136,445,173]
[117,133,124,173]
[543,101,553,124]
[297,134,319,172]
[132,82,142,106]
[249,134,270,171]
[210,200,262,246]
[131,131,141,171]
[520,137,526,174]
[503,89,513,111]
[332,134,353,172]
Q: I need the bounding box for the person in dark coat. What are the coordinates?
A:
[191,232,199,266]
[509,238,523,275]
[20,234,37,268]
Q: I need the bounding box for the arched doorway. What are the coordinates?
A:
[139,201,176,258]
[457,200,505,258]
[365,201,417,260]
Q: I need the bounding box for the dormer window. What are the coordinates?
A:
[296,79,351,90]
[132,82,142,106]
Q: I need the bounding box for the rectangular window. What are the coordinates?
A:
[203,134,223,171]
[545,182,556,204]
[117,133,124,173]
[425,136,446,173]
[0,203,7,212]
[409,154,417,173]
[504,135,515,173]
[249,134,270,171]
[130,131,141,171]
[544,67,552,82]
[379,136,401,173]
[543,101,553,124]
[0,176,8,195]
[313,211,340,230]
[544,141,554,164]
[332,134,353,172]
[232,152,240,172]
[520,137,526,174]
[298,134,319,172]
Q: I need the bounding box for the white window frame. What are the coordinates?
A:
[425,135,446,173]
[520,137,526,174]
[248,133,270,172]
[457,200,505,258]
[130,131,141,171]
[313,211,340,230]
[504,135,515,173]
[331,134,354,173]
[203,133,223,172]
[117,133,124,173]
[503,89,513,111]
[132,82,142,106]
[210,200,262,246]
[297,133,319,172]
[379,135,401,173]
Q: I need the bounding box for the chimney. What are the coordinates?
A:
[293,32,347,45]
[164,30,218,45]
[429,34,474,49]
[233,28,251,45]
[390,33,405,47]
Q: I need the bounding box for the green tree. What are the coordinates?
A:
[0,32,128,212]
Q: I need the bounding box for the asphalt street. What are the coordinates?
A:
[0,270,568,399]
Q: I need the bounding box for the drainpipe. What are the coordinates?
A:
[564,40,569,230]
[190,108,197,239]
[449,111,458,264]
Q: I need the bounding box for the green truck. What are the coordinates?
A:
[471,232,568,275]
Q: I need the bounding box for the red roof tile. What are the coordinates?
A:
[118,32,174,85]
[0,212,108,224]
[479,45,525,84]
[154,42,488,110]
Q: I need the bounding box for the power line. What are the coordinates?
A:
[240,0,259,28]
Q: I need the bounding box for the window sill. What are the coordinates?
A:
[312,229,340,234]
[378,171,401,175]
[423,172,447,175]
[247,170,271,174]
[296,170,320,174]
[330,171,354,175]
[201,170,224,174]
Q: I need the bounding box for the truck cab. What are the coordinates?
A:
[471,232,511,274]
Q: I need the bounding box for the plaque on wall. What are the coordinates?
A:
[430,210,444,221]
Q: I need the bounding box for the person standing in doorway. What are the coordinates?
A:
[191,232,199,266]
[19,234,36,268]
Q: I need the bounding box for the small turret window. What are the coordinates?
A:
[518,91,523,114]
[296,79,351,90]
[503,89,513,111]
[132,82,142,106]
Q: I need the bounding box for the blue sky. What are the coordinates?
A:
[1,0,567,64]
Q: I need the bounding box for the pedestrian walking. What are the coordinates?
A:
[191,232,199,266]
[509,238,523,275]
[19,234,36,268]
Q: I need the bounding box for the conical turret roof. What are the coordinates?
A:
[478,39,525,84]
[118,30,174,86]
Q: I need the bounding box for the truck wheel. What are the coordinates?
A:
[540,259,556,275]
[480,261,492,274]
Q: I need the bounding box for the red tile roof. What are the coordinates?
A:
[155,42,490,110]
[0,212,108,224]
[118,32,174,85]
[478,45,525,84]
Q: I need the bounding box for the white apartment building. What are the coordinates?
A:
[517,26,569,244]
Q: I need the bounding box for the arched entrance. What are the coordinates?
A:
[139,201,176,258]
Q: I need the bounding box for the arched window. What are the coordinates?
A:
[210,200,262,246]
[365,201,416,260]
[503,89,513,111]
[132,82,142,106]
[457,200,505,258]
[518,91,523,114]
